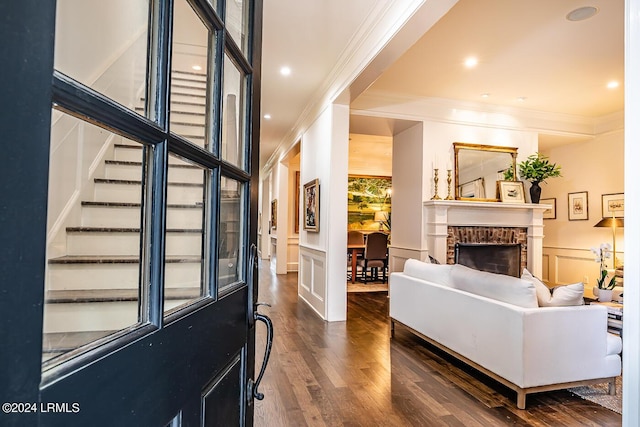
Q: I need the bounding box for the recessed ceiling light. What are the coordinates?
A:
[280,66,291,76]
[566,6,599,22]
[263,114,271,119]
[192,65,202,71]
[464,57,478,68]
[480,93,490,98]
[607,81,620,89]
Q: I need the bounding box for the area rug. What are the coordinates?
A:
[346,282,388,293]
[568,377,622,414]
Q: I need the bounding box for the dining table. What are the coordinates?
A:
[347,244,365,284]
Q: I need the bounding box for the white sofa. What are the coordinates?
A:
[389,259,622,409]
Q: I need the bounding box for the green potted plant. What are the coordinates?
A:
[516,153,562,203]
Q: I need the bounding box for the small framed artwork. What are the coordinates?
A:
[303,179,320,232]
[270,199,277,230]
[568,191,589,221]
[498,181,525,204]
[602,193,624,218]
[540,198,556,219]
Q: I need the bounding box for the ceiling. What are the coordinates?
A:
[259,0,624,170]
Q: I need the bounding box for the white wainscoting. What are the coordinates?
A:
[298,245,327,319]
[542,246,624,299]
[388,246,431,273]
[287,236,299,272]
[270,236,277,273]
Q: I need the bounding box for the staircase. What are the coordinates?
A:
[43,71,216,362]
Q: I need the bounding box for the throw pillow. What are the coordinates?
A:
[549,283,585,306]
[522,268,584,307]
[450,264,538,308]
[522,268,552,306]
[403,259,453,287]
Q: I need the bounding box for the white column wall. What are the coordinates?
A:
[259,176,270,259]
[275,161,289,274]
[623,0,640,424]
[388,122,428,271]
[299,103,349,321]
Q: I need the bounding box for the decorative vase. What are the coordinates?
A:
[529,182,542,204]
[598,289,613,302]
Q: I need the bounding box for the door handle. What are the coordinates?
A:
[249,302,273,401]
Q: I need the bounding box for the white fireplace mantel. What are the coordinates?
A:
[424,200,549,277]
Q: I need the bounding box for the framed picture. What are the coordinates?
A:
[270,199,277,230]
[498,181,525,204]
[602,193,624,218]
[568,191,589,221]
[540,198,556,219]
[303,179,320,232]
[347,175,392,230]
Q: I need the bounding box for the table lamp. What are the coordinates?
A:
[374,211,388,231]
[594,215,624,268]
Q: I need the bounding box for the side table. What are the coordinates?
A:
[590,301,623,336]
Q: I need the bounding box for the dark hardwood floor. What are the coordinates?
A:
[254,266,621,426]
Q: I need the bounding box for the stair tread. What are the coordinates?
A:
[171,83,206,90]
[105,160,201,169]
[46,287,201,303]
[66,227,202,233]
[143,110,207,117]
[94,178,203,187]
[48,255,201,264]
[81,201,202,208]
[170,100,207,107]
[170,121,205,127]
[171,70,206,78]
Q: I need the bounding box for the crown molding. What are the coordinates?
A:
[352,90,624,139]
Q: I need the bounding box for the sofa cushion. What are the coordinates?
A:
[522,268,584,307]
[450,264,538,308]
[403,259,453,287]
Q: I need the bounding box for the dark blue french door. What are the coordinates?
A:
[0,0,265,425]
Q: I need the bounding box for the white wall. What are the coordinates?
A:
[388,123,425,271]
[55,0,148,107]
[421,120,538,198]
[287,165,300,272]
[623,2,640,423]
[540,130,624,294]
[298,103,349,321]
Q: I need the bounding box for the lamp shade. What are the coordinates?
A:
[594,218,624,228]
[373,211,388,222]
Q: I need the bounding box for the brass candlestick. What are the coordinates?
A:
[431,168,442,200]
[445,169,453,200]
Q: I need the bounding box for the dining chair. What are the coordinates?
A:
[357,231,388,282]
[347,230,365,280]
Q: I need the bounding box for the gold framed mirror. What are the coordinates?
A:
[453,142,518,201]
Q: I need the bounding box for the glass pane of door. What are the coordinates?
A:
[43,110,146,366]
[54,0,150,115]
[219,176,245,293]
[164,154,208,315]
[221,53,247,169]
[171,0,213,148]
[226,0,250,56]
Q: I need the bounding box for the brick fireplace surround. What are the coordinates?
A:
[424,200,548,277]
[447,226,528,274]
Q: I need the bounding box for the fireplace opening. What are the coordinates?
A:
[454,243,522,277]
